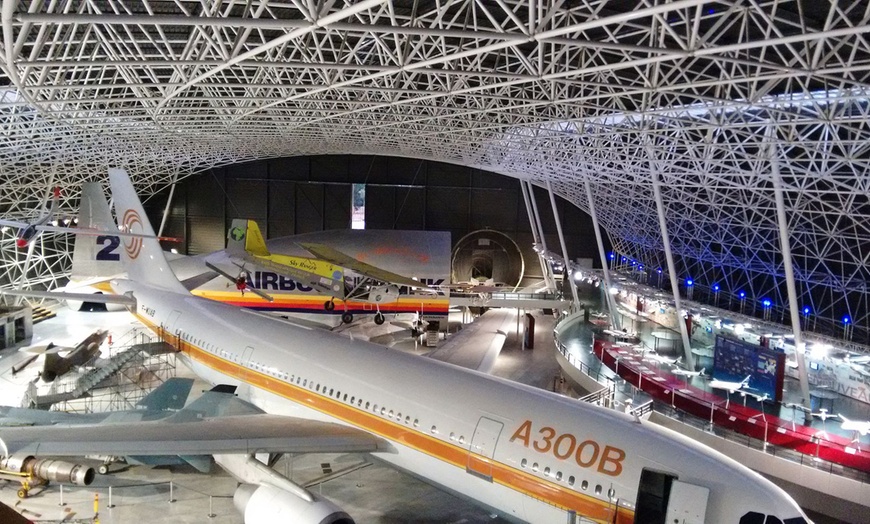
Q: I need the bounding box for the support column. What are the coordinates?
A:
[584,180,620,329]
[528,181,555,291]
[769,134,812,416]
[520,180,554,291]
[649,148,695,370]
[157,172,179,238]
[546,181,580,306]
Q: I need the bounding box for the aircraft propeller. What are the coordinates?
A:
[205,261,274,303]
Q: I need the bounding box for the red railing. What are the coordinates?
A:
[593,338,870,473]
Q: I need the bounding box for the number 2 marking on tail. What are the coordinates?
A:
[96,235,121,261]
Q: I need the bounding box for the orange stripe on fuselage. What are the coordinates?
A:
[192,290,450,313]
[135,313,632,522]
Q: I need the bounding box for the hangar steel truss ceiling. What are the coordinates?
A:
[1,0,870,342]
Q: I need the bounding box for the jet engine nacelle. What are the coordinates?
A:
[2,455,95,486]
[367,285,399,304]
[233,483,354,524]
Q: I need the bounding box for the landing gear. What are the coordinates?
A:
[324,300,335,311]
[374,313,385,325]
[98,464,110,475]
[341,312,354,324]
[17,488,28,499]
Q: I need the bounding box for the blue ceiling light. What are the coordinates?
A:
[738,291,746,298]
[712,283,720,292]
[802,306,811,315]
[685,278,694,287]
[843,315,851,325]
[656,268,662,273]
[608,252,615,259]
[762,299,772,308]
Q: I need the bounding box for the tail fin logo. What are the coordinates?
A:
[121,209,144,259]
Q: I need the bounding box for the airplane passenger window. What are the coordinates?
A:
[329,388,334,396]
[608,487,615,499]
[521,459,527,468]
[581,480,588,491]
[373,404,378,412]
[343,394,348,401]
[388,410,394,418]
[449,432,456,441]
[595,485,602,495]
[316,385,320,392]
[396,412,401,420]
[544,467,550,476]
[366,402,370,409]
[303,379,307,387]
[380,407,386,415]
[431,426,437,434]
[568,476,574,486]
[459,436,465,444]
[556,471,562,481]
[405,416,410,424]
[358,399,363,407]
[413,419,419,427]
[532,463,538,472]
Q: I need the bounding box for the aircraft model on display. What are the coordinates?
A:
[671,367,706,378]
[709,375,753,394]
[644,353,682,366]
[38,329,108,382]
[0,169,811,524]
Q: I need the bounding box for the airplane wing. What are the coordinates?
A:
[32,224,181,242]
[299,242,430,290]
[425,309,514,373]
[0,390,384,457]
[0,414,383,457]
[0,289,137,306]
[0,218,29,229]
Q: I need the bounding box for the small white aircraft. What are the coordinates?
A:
[644,353,681,366]
[838,414,870,437]
[0,187,61,248]
[671,367,705,378]
[709,375,752,393]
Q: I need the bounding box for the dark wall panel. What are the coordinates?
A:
[226,179,267,220]
[295,184,324,233]
[324,184,351,230]
[165,155,609,273]
[426,187,469,230]
[393,187,425,230]
[268,181,296,238]
[470,188,516,230]
[364,186,396,229]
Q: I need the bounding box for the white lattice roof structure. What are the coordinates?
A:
[1,1,870,341]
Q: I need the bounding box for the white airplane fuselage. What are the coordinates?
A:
[116,280,808,524]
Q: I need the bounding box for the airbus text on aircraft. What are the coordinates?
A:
[0,169,812,524]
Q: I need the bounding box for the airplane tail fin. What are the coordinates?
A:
[71,182,123,280]
[136,377,195,411]
[226,219,270,257]
[742,375,752,386]
[107,168,187,294]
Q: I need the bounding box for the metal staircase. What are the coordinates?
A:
[27,329,177,410]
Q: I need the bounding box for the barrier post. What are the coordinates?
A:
[208,495,216,518]
[108,486,115,508]
[58,484,65,506]
[94,492,99,515]
[169,481,176,503]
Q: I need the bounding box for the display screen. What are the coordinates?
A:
[713,334,785,402]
